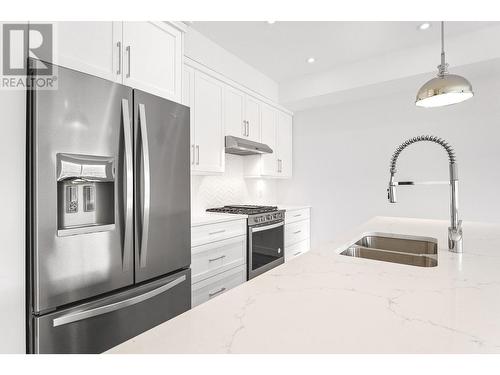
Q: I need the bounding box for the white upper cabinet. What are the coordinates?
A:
[224,87,246,138]
[191,70,225,174]
[276,111,293,178]
[122,22,183,102]
[49,22,184,103]
[244,107,292,178]
[224,87,261,143]
[260,104,279,176]
[51,22,122,82]
[244,96,261,142]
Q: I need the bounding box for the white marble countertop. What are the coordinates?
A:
[108,216,500,353]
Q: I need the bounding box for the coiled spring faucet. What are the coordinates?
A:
[387,135,463,253]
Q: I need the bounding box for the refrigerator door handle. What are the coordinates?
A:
[138,103,151,268]
[52,275,187,327]
[121,99,133,271]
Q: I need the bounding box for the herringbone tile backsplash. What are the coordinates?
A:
[191,155,278,215]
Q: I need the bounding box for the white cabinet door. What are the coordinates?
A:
[277,111,293,178]
[183,65,196,166]
[245,95,261,142]
[52,22,121,82]
[122,22,182,102]
[193,71,225,174]
[260,104,279,176]
[224,86,246,138]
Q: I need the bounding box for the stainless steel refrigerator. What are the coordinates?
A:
[26,60,191,354]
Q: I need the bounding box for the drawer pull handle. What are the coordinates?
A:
[209,255,226,262]
[293,214,302,217]
[209,229,226,235]
[293,230,302,234]
[209,287,226,298]
[293,251,302,256]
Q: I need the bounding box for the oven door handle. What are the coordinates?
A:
[250,221,284,233]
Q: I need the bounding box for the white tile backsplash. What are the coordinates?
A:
[191,154,278,215]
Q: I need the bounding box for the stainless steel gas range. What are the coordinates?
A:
[206,205,285,279]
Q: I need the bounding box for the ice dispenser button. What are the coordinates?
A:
[83,185,95,212]
[66,185,78,213]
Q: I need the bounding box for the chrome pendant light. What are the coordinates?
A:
[415,21,474,108]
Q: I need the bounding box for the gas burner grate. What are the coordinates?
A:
[206,205,278,215]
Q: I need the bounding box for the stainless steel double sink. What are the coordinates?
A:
[340,233,438,267]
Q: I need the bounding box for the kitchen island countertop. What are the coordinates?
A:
[108,216,500,353]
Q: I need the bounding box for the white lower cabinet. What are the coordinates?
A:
[191,235,246,284]
[285,238,310,261]
[192,265,246,307]
[191,219,247,308]
[284,207,311,261]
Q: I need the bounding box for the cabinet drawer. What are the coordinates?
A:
[285,238,310,261]
[192,235,246,284]
[192,265,246,307]
[285,219,310,247]
[285,208,310,224]
[192,219,246,247]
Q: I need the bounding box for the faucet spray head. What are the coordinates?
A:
[388,174,397,203]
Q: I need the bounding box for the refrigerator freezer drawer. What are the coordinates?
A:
[32,269,191,354]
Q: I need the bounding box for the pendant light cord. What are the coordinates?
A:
[439,21,448,76]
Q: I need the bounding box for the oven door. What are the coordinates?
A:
[248,221,285,279]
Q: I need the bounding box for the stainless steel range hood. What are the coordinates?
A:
[225,136,273,156]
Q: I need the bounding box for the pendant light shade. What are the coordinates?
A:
[415,22,474,108]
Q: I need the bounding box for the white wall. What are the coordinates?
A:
[278,67,500,248]
[192,154,278,215]
[185,27,279,102]
[0,24,26,353]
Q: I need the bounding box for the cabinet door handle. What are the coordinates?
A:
[191,145,195,165]
[208,255,226,262]
[280,159,283,173]
[209,287,226,298]
[196,145,200,165]
[116,41,122,75]
[209,229,226,235]
[126,45,131,78]
[293,251,302,256]
[246,121,250,137]
[242,120,246,136]
[293,230,302,234]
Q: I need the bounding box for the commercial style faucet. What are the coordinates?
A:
[387,135,463,253]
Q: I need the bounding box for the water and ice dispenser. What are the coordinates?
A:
[56,153,115,236]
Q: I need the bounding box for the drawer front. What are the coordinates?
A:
[192,219,246,247]
[285,219,310,247]
[285,238,310,261]
[192,265,246,307]
[285,208,310,224]
[191,235,246,284]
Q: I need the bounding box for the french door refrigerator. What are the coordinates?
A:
[27,60,191,354]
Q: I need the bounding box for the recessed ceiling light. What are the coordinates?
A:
[266,21,276,24]
[418,22,431,31]
[307,57,315,64]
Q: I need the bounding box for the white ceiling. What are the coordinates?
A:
[191,21,500,83]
